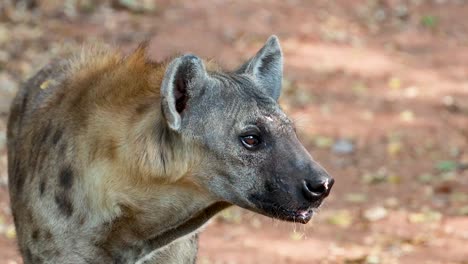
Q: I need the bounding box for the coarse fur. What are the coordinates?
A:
[7,36,334,263]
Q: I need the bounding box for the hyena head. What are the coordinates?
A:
[161,36,334,223]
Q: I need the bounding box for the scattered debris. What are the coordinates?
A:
[314,136,334,149]
[345,193,368,203]
[112,0,156,13]
[332,139,355,154]
[436,160,458,172]
[408,210,442,224]
[363,207,388,222]
[327,210,353,228]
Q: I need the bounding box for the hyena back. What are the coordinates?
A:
[7,36,334,264]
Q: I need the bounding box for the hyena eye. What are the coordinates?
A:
[240,135,262,150]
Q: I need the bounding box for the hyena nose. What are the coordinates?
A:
[301,177,334,202]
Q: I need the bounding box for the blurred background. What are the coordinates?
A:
[0,0,468,263]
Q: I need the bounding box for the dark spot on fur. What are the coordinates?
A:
[79,216,86,226]
[52,129,63,145]
[135,103,151,115]
[13,160,25,195]
[55,193,73,217]
[59,166,73,190]
[191,233,199,244]
[113,254,125,264]
[39,180,46,196]
[32,229,39,241]
[39,122,52,145]
[102,221,112,228]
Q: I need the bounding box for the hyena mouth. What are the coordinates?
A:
[248,197,320,224]
[262,205,315,224]
[295,208,315,223]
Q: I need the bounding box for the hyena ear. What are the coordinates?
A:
[161,54,207,131]
[236,35,283,101]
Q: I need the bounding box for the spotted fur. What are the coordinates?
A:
[8,36,334,263]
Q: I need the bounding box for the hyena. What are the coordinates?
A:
[7,35,334,264]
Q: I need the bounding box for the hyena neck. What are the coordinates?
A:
[100,185,230,260]
[85,145,226,259]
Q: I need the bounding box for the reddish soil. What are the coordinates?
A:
[0,1,467,263]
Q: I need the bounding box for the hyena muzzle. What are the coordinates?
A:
[7,35,334,264]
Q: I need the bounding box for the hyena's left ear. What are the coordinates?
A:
[236,35,283,101]
[161,54,207,131]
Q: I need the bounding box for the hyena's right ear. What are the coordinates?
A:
[236,35,283,101]
[161,55,207,131]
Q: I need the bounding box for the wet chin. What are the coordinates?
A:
[256,204,314,224]
[247,196,315,224]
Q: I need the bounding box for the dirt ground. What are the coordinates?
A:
[0,0,468,263]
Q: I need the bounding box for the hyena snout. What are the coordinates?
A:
[301,173,334,204]
[250,157,335,224]
[289,159,334,208]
